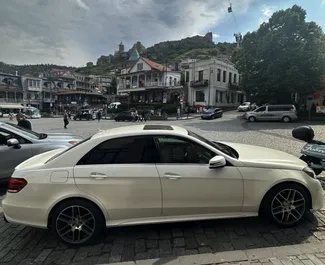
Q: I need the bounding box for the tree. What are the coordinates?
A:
[233,5,325,104]
[108,77,117,95]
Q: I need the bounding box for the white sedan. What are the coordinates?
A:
[2,124,324,246]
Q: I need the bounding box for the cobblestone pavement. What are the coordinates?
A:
[0,112,325,265]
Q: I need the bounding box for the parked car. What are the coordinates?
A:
[245,104,298,123]
[73,110,96,121]
[0,121,83,189]
[238,102,251,112]
[115,111,136,122]
[201,108,223,120]
[2,124,322,246]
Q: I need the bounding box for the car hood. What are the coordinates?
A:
[45,133,83,142]
[15,148,66,171]
[221,142,307,170]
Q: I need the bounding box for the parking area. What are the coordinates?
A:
[0,111,325,264]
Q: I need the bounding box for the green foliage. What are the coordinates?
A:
[233,5,325,104]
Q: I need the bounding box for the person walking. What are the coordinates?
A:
[97,110,102,122]
[63,110,69,129]
[16,113,32,130]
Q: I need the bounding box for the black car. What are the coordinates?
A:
[73,110,95,121]
[115,111,137,122]
[201,108,223,120]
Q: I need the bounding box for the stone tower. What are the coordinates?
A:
[119,42,124,53]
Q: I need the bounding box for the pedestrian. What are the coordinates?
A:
[63,110,69,129]
[68,111,71,120]
[142,110,146,122]
[97,110,102,122]
[187,107,190,119]
[16,113,32,130]
[177,107,181,120]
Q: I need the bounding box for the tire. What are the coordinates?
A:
[248,116,256,122]
[51,199,105,246]
[261,183,309,227]
[282,116,291,123]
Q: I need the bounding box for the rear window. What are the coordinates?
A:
[45,137,91,163]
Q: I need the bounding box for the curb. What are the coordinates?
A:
[110,242,325,265]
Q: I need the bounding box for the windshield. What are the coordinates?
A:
[187,130,239,159]
[242,102,250,106]
[204,109,215,113]
[46,137,91,163]
[3,122,40,139]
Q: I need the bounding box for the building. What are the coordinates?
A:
[0,72,23,104]
[21,75,42,109]
[187,58,245,107]
[117,57,183,103]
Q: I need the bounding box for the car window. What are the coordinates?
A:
[0,128,30,144]
[154,136,215,164]
[77,136,159,165]
[255,106,266,112]
[3,122,40,139]
[268,105,294,111]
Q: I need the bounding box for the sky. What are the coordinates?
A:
[0,0,325,66]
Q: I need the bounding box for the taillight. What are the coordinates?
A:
[7,178,28,193]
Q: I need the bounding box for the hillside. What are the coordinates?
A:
[0,33,237,76]
[0,62,76,76]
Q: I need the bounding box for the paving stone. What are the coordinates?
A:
[121,245,135,262]
[173,238,185,247]
[33,249,52,263]
[56,249,77,265]
[147,239,158,249]
[135,239,146,253]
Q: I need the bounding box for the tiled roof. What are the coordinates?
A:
[141,57,172,72]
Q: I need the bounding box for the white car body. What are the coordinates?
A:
[238,102,251,112]
[2,125,323,245]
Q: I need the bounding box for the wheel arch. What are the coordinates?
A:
[258,181,312,215]
[47,196,107,229]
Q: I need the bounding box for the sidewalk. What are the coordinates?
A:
[112,242,325,265]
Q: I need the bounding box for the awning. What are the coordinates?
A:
[0,103,23,109]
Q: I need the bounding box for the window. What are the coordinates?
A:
[195,91,205,102]
[185,71,189,82]
[137,63,143,71]
[215,91,218,102]
[217,69,221,81]
[0,128,30,144]
[28,80,33,87]
[268,105,294,112]
[223,70,226,82]
[198,70,203,81]
[255,106,266,112]
[229,72,232,84]
[231,92,236,103]
[219,92,223,103]
[234,74,237,83]
[77,136,159,165]
[155,136,215,164]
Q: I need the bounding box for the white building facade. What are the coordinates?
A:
[117,57,183,103]
[187,58,245,107]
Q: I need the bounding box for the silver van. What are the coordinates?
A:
[245,104,298,123]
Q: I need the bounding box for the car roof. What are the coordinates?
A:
[92,124,188,139]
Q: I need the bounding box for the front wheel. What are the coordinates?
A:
[282,116,291,123]
[261,183,309,227]
[248,116,256,122]
[52,199,105,246]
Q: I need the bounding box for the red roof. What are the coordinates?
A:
[141,57,172,72]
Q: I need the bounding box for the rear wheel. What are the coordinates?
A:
[261,183,309,227]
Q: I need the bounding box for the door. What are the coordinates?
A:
[254,106,267,121]
[0,128,33,180]
[154,136,243,217]
[73,135,162,221]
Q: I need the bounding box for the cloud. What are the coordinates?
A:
[260,5,276,24]
[212,33,220,42]
[0,0,254,66]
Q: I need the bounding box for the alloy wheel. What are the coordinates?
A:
[55,205,96,244]
[271,188,306,225]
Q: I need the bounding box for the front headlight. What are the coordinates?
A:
[303,167,316,178]
[69,141,79,145]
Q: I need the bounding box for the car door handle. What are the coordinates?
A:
[163,173,181,180]
[89,172,107,180]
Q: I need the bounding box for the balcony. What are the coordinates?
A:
[190,80,209,87]
[119,81,181,90]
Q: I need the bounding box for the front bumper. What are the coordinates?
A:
[309,178,324,212]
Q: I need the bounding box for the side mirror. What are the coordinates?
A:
[7,138,21,149]
[209,156,226,169]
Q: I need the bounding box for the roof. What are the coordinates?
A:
[92,124,188,139]
[141,57,172,72]
[128,49,140,61]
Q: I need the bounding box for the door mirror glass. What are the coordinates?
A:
[7,138,20,148]
[209,156,226,169]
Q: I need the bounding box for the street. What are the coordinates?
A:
[1,111,325,265]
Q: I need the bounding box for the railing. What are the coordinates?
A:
[119,81,181,90]
[190,80,209,87]
[0,98,22,103]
